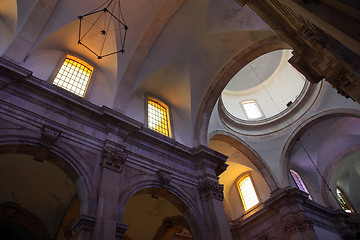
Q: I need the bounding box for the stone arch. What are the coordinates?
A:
[321,144,360,208]
[194,35,289,147]
[0,202,50,240]
[118,177,206,240]
[0,140,97,217]
[209,131,279,192]
[280,108,360,187]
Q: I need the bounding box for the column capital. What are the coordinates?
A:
[72,215,96,237]
[100,143,127,173]
[198,179,224,201]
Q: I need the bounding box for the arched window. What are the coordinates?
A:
[147,97,171,137]
[336,188,354,213]
[237,174,260,211]
[290,169,312,200]
[53,56,93,97]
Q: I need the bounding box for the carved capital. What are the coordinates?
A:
[198,179,224,201]
[72,215,96,236]
[40,126,61,147]
[157,169,172,186]
[283,214,313,233]
[326,66,359,99]
[100,143,127,173]
[34,126,61,162]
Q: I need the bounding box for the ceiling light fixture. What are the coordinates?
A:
[78,0,128,59]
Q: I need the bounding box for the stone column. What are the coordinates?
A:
[198,179,232,240]
[93,143,128,240]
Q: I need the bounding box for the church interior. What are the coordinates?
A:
[0,0,359,239]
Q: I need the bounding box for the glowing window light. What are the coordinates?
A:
[336,188,353,213]
[147,98,171,137]
[290,170,312,200]
[241,100,263,119]
[238,175,260,211]
[53,56,93,97]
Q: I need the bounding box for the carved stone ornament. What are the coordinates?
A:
[198,179,224,201]
[40,126,61,147]
[100,144,127,173]
[283,214,314,233]
[157,169,172,186]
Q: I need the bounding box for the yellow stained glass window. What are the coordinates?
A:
[53,56,93,97]
[148,98,171,137]
[238,175,260,211]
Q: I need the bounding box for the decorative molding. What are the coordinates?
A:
[33,126,61,162]
[40,126,61,147]
[198,179,224,201]
[235,0,360,103]
[116,223,129,238]
[72,215,96,235]
[157,169,172,186]
[283,214,314,233]
[100,143,127,173]
[0,81,8,89]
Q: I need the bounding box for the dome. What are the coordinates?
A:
[221,50,306,121]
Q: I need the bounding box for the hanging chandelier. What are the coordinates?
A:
[78,0,128,59]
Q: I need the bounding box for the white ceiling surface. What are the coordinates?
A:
[290,117,360,206]
[1,0,275,147]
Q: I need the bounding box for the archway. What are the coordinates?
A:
[281,110,360,208]
[208,133,275,220]
[194,35,289,146]
[0,143,95,239]
[121,185,204,240]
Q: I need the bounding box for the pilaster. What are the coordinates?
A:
[93,142,128,240]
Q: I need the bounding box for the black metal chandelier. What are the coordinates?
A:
[78,0,128,59]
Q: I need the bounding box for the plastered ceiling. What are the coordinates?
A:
[1,0,276,146]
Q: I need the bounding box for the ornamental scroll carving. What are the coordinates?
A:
[100,144,127,173]
[157,169,172,186]
[40,126,61,147]
[283,214,314,233]
[198,179,224,201]
[34,126,61,161]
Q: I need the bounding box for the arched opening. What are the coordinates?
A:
[208,135,272,221]
[0,143,93,240]
[325,149,360,213]
[122,187,197,240]
[283,112,360,210]
[194,36,290,146]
